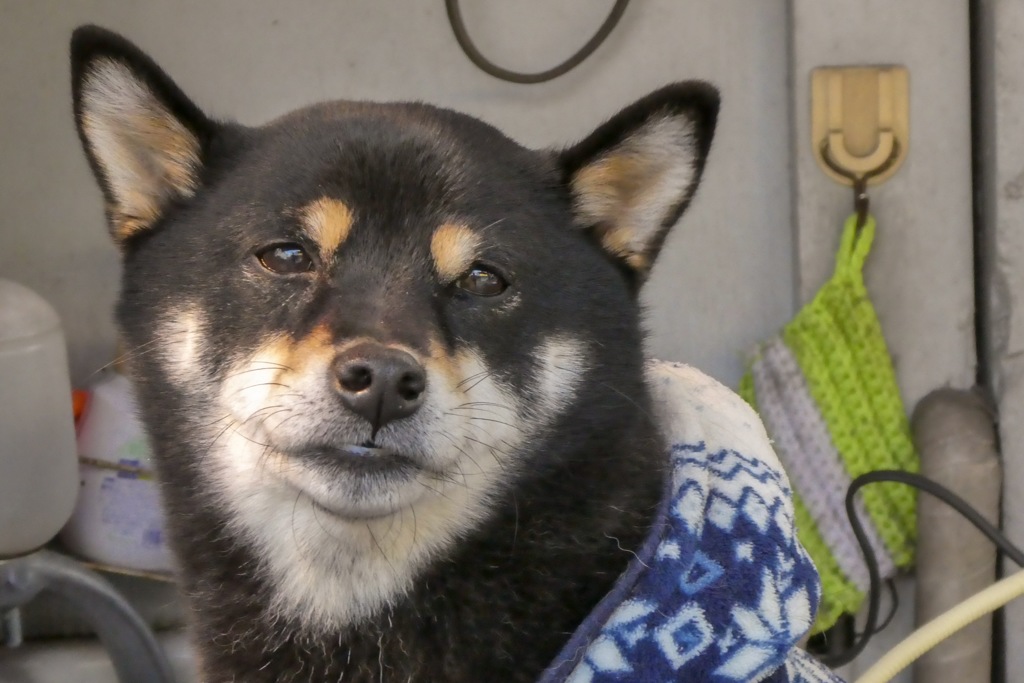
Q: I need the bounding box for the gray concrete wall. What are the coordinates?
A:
[0,0,793,389]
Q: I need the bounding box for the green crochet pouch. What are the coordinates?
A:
[739,214,918,633]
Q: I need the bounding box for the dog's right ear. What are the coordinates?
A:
[71,26,215,246]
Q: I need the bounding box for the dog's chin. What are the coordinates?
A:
[273,445,429,520]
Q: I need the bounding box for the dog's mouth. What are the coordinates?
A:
[298,442,421,478]
[270,441,429,520]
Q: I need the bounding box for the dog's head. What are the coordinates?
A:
[71,26,717,627]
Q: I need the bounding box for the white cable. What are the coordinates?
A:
[854,569,1024,683]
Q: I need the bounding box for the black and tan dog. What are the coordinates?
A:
[71,25,718,682]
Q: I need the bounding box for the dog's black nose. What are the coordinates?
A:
[333,343,426,432]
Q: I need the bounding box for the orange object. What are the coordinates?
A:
[72,389,90,426]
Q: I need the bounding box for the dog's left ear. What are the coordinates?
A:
[560,82,719,278]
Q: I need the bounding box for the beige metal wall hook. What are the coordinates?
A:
[812,66,909,186]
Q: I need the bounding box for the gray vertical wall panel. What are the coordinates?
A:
[977,1,1024,680]
[790,1,975,680]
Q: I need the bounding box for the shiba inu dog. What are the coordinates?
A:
[71,25,718,682]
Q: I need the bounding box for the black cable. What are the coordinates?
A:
[445,0,632,84]
[872,579,900,634]
[818,474,885,667]
[821,470,1024,668]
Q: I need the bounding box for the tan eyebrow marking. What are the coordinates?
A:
[431,223,482,283]
[300,197,354,256]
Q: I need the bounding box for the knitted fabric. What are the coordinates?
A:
[739,215,918,633]
[539,361,843,683]
[738,376,862,631]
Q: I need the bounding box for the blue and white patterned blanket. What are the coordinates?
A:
[538,361,845,683]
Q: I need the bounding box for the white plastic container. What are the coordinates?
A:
[0,279,80,558]
[60,372,174,573]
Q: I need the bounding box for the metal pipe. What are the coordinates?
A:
[911,388,1001,683]
[0,550,176,683]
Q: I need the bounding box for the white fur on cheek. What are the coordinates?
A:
[156,307,207,385]
[217,338,289,428]
[531,336,590,418]
[413,348,529,517]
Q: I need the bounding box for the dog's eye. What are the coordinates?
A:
[256,243,313,274]
[456,266,507,297]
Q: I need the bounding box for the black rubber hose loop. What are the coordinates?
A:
[445,0,632,84]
